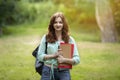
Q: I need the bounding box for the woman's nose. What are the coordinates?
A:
[57,23,61,26]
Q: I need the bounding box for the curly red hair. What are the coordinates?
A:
[46,12,69,43]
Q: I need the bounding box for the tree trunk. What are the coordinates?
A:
[95,0,118,42]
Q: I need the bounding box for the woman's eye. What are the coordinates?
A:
[59,21,63,23]
[54,22,57,23]
[54,21,63,24]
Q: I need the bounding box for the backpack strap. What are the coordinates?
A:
[45,41,47,54]
[32,45,39,58]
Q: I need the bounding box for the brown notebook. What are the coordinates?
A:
[58,43,74,69]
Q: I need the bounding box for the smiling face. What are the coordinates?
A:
[47,12,69,43]
[53,17,63,32]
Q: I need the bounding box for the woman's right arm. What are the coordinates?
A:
[37,35,59,61]
[44,53,59,60]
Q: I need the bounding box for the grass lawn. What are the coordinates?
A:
[0,27,120,80]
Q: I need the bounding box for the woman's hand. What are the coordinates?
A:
[52,48,63,59]
[57,48,75,65]
[57,55,65,64]
[52,52,60,58]
[44,48,62,60]
[57,48,65,63]
[44,52,60,60]
[57,55,75,65]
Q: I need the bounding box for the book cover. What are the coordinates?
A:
[58,43,74,69]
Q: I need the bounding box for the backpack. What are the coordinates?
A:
[32,41,47,75]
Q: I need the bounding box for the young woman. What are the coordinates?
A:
[37,12,80,80]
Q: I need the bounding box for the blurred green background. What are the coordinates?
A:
[0,0,120,80]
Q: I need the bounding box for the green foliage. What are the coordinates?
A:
[0,0,16,26]
[0,0,38,26]
[0,0,97,35]
[34,1,57,24]
[1,0,120,41]
[53,0,96,24]
[13,1,37,24]
[0,0,96,27]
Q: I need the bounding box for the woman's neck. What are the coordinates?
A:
[55,31,62,41]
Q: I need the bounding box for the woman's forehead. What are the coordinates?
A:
[55,17,62,21]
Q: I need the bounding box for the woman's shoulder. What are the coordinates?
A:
[42,34,47,38]
[69,36,75,43]
[41,34,47,42]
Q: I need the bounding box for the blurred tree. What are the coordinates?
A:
[0,0,16,35]
[111,0,120,35]
[95,0,118,42]
[0,0,37,35]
